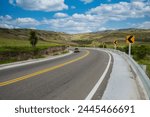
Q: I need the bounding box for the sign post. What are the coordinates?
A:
[103,42,105,48]
[126,35,135,57]
[113,40,118,50]
[129,43,131,57]
[114,44,117,50]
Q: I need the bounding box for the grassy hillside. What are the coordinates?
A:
[1,28,149,47]
[0,28,73,64]
[72,29,150,43]
[0,28,74,47]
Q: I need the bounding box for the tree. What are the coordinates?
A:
[29,31,38,48]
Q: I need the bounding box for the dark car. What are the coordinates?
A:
[74,48,80,53]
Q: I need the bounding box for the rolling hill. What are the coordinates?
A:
[71,28,150,43]
[0,28,73,46]
[0,28,150,47]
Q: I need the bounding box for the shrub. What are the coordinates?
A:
[135,45,147,60]
[99,44,103,48]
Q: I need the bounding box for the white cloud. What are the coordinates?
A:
[0,15,39,29]
[29,27,37,29]
[1,1,150,34]
[0,15,12,20]
[5,15,12,20]
[39,1,150,33]
[136,21,150,29]
[42,18,90,33]
[72,13,95,21]
[131,0,149,2]
[0,15,15,28]
[0,24,14,29]
[9,0,68,12]
[42,13,106,34]
[54,13,68,18]
[16,18,39,26]
[88,1,150,21]
[98,27,107,31]
[80,0,94,4]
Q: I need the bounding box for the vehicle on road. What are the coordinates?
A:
[74,48,80,53]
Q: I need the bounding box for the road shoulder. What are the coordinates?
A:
[102,51,146,100]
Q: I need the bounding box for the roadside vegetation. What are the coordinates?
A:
[132,44,150,78]
[0,38,66,64]
[0,29,68,64]
[0,37,64,52]
[72,39,150,78]
[72,29,150,78]
[117,43,150,78]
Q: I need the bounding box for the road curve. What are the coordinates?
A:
[0,49,111,100]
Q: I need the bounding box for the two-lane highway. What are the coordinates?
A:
[0,49,112,100]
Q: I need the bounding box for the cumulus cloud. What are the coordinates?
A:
[42,18,91,33]
[98,27,107,31]
[54,13,68,18]
[1,1,150,34]
[39,1,150,33]
[72,13,95,21]
[0,24,14,29]
[0,15,12,20]
[9,0,68,12]
[0,15,39,29]
[15,18,39,26]
[42,13,106,33]
[0,15,14,28]
[135,21,150,29]
[80,0,94,4]
[88,1,150,21]
[131,0,149,2]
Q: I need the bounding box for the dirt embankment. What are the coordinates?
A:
[0,46,67,62]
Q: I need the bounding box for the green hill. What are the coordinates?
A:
[72,29,150,43]
[1,28,149,47]
[0,28,74,47]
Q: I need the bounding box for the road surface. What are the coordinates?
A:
[0,49,111,100]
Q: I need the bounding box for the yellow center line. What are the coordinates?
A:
[0,50,90,87]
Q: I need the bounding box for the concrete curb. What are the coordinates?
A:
[107,49,149,100]
[0,50,73,70]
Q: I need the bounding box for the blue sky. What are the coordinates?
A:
[0,0,150,33]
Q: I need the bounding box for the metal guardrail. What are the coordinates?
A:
[76,47,150,99]
[108,49,150,99]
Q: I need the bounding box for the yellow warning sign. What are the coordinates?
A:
[126,35,135,43]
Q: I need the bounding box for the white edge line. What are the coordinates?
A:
[108,49,149,100]
[0,51,73,70]
[85,49,112,100]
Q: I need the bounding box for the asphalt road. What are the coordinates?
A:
[0,49,111,100]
